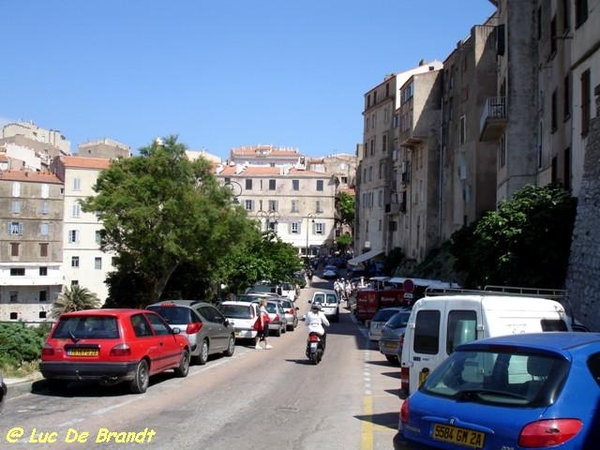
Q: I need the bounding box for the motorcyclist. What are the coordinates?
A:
[304,303,330,350]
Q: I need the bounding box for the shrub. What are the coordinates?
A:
[0,323,48,366]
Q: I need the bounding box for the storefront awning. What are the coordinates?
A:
[347,249,384,266]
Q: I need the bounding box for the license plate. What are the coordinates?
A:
[310,343,318,349]
[432,424,484,449]
[384,342,397,349]
[67,348,98,357]
[235,331,241,336]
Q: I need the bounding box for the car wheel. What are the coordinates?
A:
[174,349,190,377]
[197,339,209,365]
[385,354,399,365]
[274,325,282,337]
[224,335,235,357]
[129,360,149,394]
[282,323,287,334]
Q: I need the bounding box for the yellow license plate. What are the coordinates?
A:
[432,424,485,449]
[235,331,241,336]
[67,348,98,357]
[384,342,397,348]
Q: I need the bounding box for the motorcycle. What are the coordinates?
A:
[305,331,325,364]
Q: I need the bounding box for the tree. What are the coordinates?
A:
[337,192,355,228]
[52,285,101,318]
[450,183,577,288]
[81,135,250,306]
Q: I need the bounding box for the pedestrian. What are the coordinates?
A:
[256,299,272,350]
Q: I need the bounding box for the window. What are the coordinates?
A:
[12,200,20,214]
[10,292,18,303]
[292,179,300,191]
[10,268,25,276]
[39,266,48,276]
[268,200,278,212]
[73,177,81,191]
[131,314,153,337]
[269,179,276,190]
[575,0,588,28]
[9,222,23,236]
[581,69,591,137]
[40,201,49,215]
[40,243,48,257]
[290,222,300,234]
[40,223,49,236]
[316,200,323,213]
[95,230,102,245]
[562,0,570,32]
[95,257,102,270]
[39,290,47,302]
[370,138,375,156]
[291,200,299,213]
[564,147,572,191]
[564,74,571,119]
[316,180,324,191]
[446,310,477,354]
[72,203,81,218]
[550,16,557,56]
[10,243,19,257]
[39,311,47,319]
[244,199,254,211]
[551,89,558,131]
[12,182,20,197]
[245,179,252,190]
[71,256,80,268]
[382,134,388,152]
[68,230,79,243]
[500,136,506,167]
[414,310,440,354]
[315,223,325,235]
[41,183,49,199]
[460,115,466,144]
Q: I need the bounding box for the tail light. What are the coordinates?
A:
[42,343,55,356]
[186,322,203,334]
[400,366,410,393]
[400,398,409,423]
[273,314,280,322]
[309,334,320,343]
[398,332,405,347]
[110,343,131,357]
[518,419,583,447]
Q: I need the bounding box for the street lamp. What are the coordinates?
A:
[305,213,316,259]
[256,210,280,233]
[223,180,242,204]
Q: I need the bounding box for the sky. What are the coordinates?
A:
[1,1,496,160]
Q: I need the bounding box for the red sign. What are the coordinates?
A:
[403,279,415,293]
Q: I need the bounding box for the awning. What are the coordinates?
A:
[347,249,384,266]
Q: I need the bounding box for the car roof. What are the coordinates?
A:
[147,300,210,308]
[220,301,256,307]
[59,308,151,317]
[456,332,600,354]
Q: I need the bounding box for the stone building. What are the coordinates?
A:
[76,138,131,159]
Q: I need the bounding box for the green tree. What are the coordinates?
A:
[81,135,250,306]
[450,183,577,288]
[337,191,355,228]
[51,285,101,318]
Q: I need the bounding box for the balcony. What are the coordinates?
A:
[480,96,507,141]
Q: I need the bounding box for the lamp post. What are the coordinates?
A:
[256,210,280,233]
[305,213,316,259]
[223,180,242,204]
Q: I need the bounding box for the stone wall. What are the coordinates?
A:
[565,85,600,331]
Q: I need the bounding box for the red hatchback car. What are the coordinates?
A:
[40,309,191,394]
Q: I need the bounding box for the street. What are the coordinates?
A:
[1,279,401,450]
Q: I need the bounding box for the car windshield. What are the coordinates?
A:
[373,309,401,322]
[421,349,569,407]
[147,306,192,324]
[52,316,119,340]
[220,305,254,319]
[387,312,410,328]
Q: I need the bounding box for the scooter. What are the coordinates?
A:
[305,332,325,364]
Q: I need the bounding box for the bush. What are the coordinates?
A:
[0,323,49,367]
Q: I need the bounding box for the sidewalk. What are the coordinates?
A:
[4,372,43,400]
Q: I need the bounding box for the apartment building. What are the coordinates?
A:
[0,170,64,322]
[52,156,116,303]
[76,138,131,159]
[356,61,443,260]
[214,163,337,258]
[229,145,303,166]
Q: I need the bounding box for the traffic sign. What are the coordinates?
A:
[403,279,415,293]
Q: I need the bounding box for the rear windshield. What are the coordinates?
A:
[421,349,569,407]
[373,309,401,322]
[147,306,192,325]
[387,312,410,328]
[52,316,119,340]
[221,305,254,319]
[313,294,337,305]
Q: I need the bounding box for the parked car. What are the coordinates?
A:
[279,298,300,331]
[310,290,340,322]
[218,301,261,345]
[250,299,287,336]
[277,282,297,301]
[147,300,236,365]
[322,265,339,280]
[378,310,411,364]
[368,307,409,342]
[395,332,600,450]
[0,372,6,412]
[40,309,191,394]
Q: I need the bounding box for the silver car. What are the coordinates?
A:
[378,311,411,364]
[250,299,288,336]
[368,307,409,342]
[147,300,236,365]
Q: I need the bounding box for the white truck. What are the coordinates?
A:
[399,286,576,397]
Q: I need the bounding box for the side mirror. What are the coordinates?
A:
[172,327,182,335]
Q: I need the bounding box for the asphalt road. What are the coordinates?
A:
[1,279,402,450]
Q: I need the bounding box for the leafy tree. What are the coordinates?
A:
[337,191,355,228]
[336,232,353,252]
[51,285,101,318]
[450,183,577,288]
[81,135,250,306]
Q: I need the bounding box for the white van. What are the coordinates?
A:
[399,288,573,397]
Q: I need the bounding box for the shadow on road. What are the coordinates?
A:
[354,411,399,430]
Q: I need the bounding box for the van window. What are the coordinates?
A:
[414,310,440,354]
[447,310,477,354]
[541,319,568,331]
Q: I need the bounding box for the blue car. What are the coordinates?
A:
[394,332,600,449]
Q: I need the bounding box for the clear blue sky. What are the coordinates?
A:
[1,1,496,160]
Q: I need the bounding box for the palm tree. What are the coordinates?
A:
[51,285,101,319]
